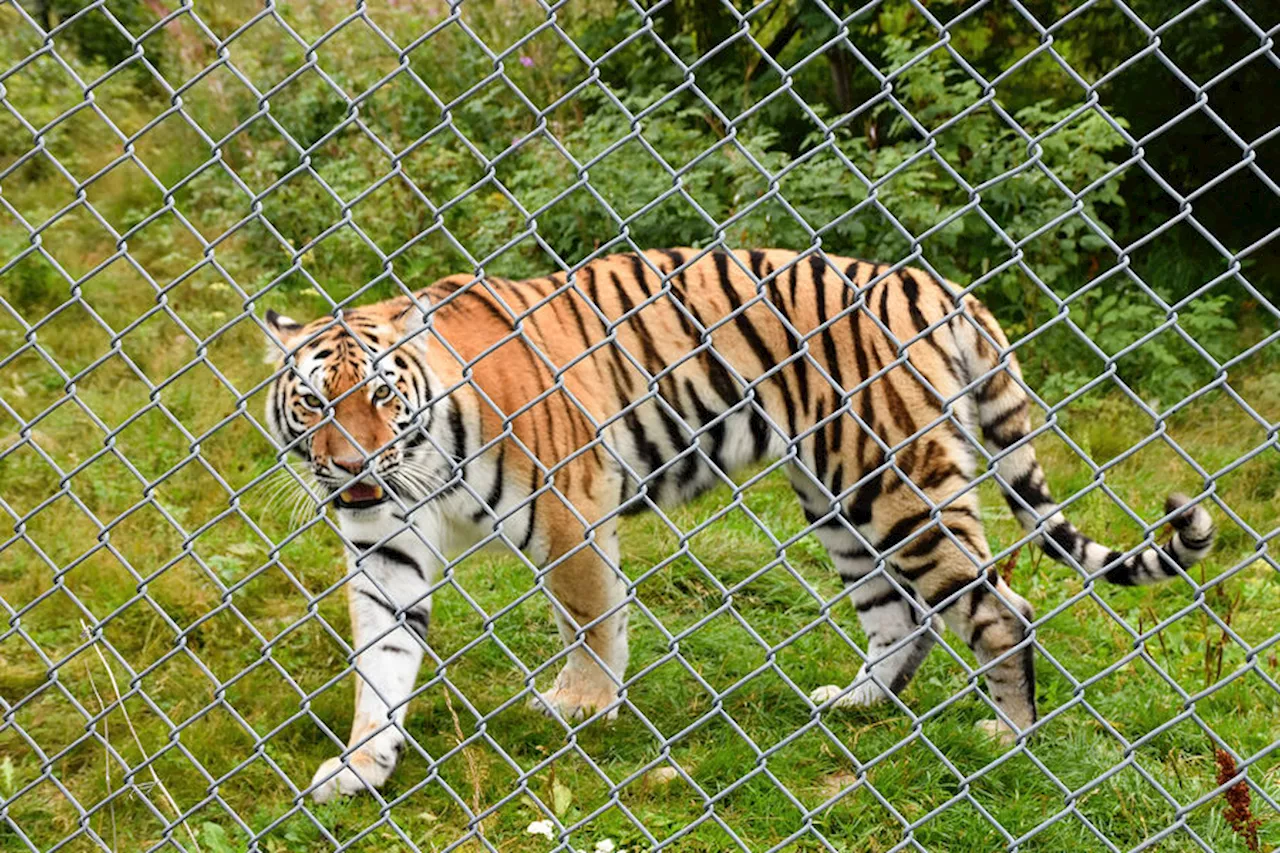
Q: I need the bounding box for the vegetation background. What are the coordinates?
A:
[0,0,1277,851]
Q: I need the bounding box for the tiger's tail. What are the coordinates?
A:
[955,298,1215,585]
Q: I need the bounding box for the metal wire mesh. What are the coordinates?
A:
[1,1,1277,851]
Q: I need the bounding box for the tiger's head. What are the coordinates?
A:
[263,297,443,513]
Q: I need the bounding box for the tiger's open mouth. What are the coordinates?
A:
[333,482,388,510]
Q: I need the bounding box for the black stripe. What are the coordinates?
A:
[612,271,665,379]
[1168,504,1198,531]
[663,259,736,403]
[887,445,917,493]
[813,400,829,482]
[901,271,957,375]
[1160,541,1185,572]
[976,370,1010,404]
[449,398,467,472]
[983,400,1027,442]
[351,541,423,579]
[714,251,797,437]
[405,609,429,639]
[889,656,925,695]
[1019,633,1036,722]
[812,255,843,391]
[471,444,506,523]
[518,462,540,551]
[926,574,972,609]
[686,379,726,470]
[655,250,698,338]
[918,462,962,492]
[623,410,665,476]
[850,309,873,464]
[845,468,883,527]
[1103,556,1139,585]
[1006,467,1051,511]
[783,262,809,414]
[897,559,937,581]
[1041,524,1080,565]
[942,504,982,524]
[564,275,595,350]
[855,589,902,612]
[705,354,742,409]
[749,406,771,460]
[1178,530,1213,551]
[605,356,632,406]
[358,589,397,618]
[430,277,467,299]
[879,510,931,551]
[872,283,922,433]
[379,644,413,656]
[587,274,638,397]
[628,254,653,299]
[953,527,988,558]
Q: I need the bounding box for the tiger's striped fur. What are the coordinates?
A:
[264,248,1215,802]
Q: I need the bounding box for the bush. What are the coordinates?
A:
[2,0,1269,397]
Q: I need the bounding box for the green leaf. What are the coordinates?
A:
[200,822,237,853]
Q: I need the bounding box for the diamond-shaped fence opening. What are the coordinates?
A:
[2,0,1279,851]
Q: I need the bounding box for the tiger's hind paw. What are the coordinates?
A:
[528,684,620,723]
[310,752,393,803]
[809,679,891,709]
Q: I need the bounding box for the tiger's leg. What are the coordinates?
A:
[807,539,941,708]
[311,535,433,803]
[530,516,629,722]
[891,511,1037,740]
[791,472,940,708]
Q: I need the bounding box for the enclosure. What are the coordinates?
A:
[1,0,1279,851]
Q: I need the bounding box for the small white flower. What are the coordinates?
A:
[526,820,555,839]
[594,841,616,853]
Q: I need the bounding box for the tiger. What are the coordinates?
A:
[263,247,1215,803]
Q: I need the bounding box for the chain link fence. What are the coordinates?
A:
[1,0,1278,851]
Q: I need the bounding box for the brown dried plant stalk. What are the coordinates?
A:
[1215,749,1260,852]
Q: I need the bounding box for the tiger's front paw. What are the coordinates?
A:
[975,718,1018,746]
[310,751,393,803]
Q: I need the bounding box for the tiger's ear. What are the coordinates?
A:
[392,294,431,341]
[264,309,304,363]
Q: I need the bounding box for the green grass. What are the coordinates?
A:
[2,253,1279,853]
[2,3,1279,850]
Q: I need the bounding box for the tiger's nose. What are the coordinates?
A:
[331,455,366,475]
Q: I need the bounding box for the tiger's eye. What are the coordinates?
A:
[372,385,393,403]
[302,393,324,408]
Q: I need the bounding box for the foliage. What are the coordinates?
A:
[2,0,1271,397]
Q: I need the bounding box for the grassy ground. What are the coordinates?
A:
[3,206,1280,853]
[1,291,1279,853]
[3,4,1279,852]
